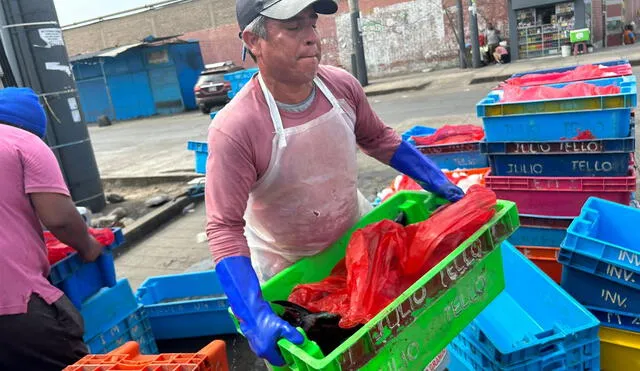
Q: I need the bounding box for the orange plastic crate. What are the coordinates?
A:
[516,245,563,284]
[443,167,490,187]
[64,340,228,371]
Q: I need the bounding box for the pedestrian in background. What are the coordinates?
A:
[624,24,636,45]
[485,22,501,63]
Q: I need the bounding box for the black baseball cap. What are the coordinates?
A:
[236,0,338,31]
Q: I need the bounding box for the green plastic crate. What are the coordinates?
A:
[231,191,519,370]
[570,28,590,43]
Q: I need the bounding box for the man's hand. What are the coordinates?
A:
[216,256,304,366]
[78,236,104,262]
[390,141,465,202]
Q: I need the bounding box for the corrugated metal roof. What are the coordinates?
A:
[70,35,191,62]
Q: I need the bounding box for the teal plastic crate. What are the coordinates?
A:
[81,278,139,341]
[187,141,208,174]
[478,76,637,142]
[452,241,600,368]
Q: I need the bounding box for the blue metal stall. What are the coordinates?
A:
[71,36,204,122]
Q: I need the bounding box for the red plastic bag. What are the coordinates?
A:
[504,64,632,87]
[501,82,621,103]
[412,125,485,146]
[289,186,497,328]
[46,228,116,265]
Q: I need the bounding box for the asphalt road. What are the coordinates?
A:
[89,68,640,199]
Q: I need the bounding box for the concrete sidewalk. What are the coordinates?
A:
[114,202,210,290]
[364,44,640,96]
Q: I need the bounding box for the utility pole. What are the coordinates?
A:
[348,0,368,86]
[455,0,467,69]
[469,0,481,68]
[1,0,106,211]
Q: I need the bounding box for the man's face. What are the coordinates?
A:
[254,7,321,85]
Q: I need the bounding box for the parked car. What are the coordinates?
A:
[194,61,243,114]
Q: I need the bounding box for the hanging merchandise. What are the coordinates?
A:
[288,186,497,329]
[501,82,621,103]
[516,2,574,59]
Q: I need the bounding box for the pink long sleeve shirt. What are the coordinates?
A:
[206,65,401,263]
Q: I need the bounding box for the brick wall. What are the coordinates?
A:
[63,0,508,78]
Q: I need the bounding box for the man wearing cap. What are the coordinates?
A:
[0,87,105,370]
[206,0,462,368]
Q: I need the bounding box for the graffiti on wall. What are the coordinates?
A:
[336,0,448,77]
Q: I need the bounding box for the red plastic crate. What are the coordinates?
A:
[515,245,563,283]
[485,169,636,217]
[64,340,228,371]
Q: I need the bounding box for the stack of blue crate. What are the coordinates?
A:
[559,197,640,369]
[476,62,636,285]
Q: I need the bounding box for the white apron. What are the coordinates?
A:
[245,73,372,282]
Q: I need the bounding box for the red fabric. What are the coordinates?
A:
[501,82,621,103]
[289,186,497,328]
[561,130,597,140]
[412,125,485,145]
[46,228,115,265]
[504,64,632,87]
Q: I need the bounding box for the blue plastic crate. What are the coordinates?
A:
[457,241,599,367]
[561,197,640,280]
[400,125,437,143]
[449,332,600,371]
[478,76,637,142]
[509,215,572,247]
[509,60,630,78]
[417,142,488,170]
[561,265,640,313]
[481,135,635,177]
[225,68,258,99]
[135,270,235,340]
[585,305,640,333]
[85,306,158,355]
[81,278,139,341]
[187,141,208,174]
[49,228,124,309]
[559,247,640,292]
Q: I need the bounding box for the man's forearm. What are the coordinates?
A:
[48,216,95,256]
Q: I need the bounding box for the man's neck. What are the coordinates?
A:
[260,71,314,105]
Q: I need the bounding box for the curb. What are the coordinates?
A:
[102,174,201,188]
[469,74,512,85]
[364,81,431,97]
[113,195,202,256]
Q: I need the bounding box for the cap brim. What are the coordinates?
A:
[261,0,338,20]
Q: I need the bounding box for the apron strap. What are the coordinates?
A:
[314,76,342,110]
[257,71,348,149]
[258,73,287,149]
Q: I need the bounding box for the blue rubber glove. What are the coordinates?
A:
[390,141,465,202]
[216,256,304,366]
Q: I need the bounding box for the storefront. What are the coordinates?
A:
[508,0,587,60]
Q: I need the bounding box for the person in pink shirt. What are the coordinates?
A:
[0,88,104,370]
[206,1,462,368]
